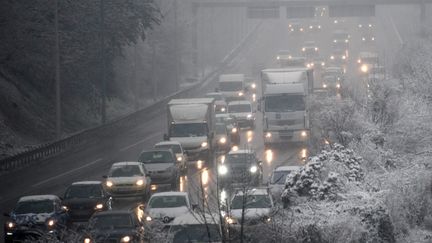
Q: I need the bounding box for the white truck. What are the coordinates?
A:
[165,98,215,166]
[218,74,245,102]
[260,68,313,147]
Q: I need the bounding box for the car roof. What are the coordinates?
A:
[228,100,251,105]
[171,212,220,225]
[71,181,102,186]
[228,149,254,155]
[18,195,59,202]
[155,141,182,146]
[274,166,301,172]
[150,191,188,197]
[92,210,133,217]
[140,149,174,154]
[112,161,142,166]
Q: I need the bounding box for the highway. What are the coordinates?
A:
[0,7,409,242]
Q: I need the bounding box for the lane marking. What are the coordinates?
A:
[32,158,103,188]
[119,132,161,152]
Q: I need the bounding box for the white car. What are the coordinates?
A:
[226,188,275,226]
[103,162,151,199]
[167,212,222,243]
[268,166,301,200]
[227,100,255,129]
[145,192,194,224]
[154,141,187,174]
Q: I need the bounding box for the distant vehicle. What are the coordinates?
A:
[321,66,345,91]
[165,98,216,166]
[205,92,227,114]
[62,181,112,222]
[357,52,379,66]
[331,30,350,50]
[84,210,145,243]
[154,141,188,174]
[307,19,322,31]
[276,50,293,61]
[260,68,313,147]
[215,114,240,145]
[288,20,305,33]
[4,195,69,242]
[306,56,326,70]
[227,100,255,129]
[145,192,195,224]
[218,74,246,102]
[244,76,257,94]
[218,149,263,188]
[329,48,348,66]
[225,188,275,226]
[301,41,319,59]
[138,150,180,191]
[167,212,222,243]
[279,56,307,68]
[103,161,151,199]
[268,166,301,200]
[215,123,232,152]
[361,32,376,45]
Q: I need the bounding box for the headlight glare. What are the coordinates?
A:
[247,114,252,119]
[177,156,182,162]
[250,166,258,173]
[121,236,131,242]
[84,238,91,243]
[136,179,144,186]
[106,181,113,187]
[47,219,56,227]
[201,142,208,148]
[146,216,152,221]
[219,137,226,144]
[7,222,15,229]
[301,131,307,137]
[95,203,104,210]
[231,127,237,133]
[218,165,228,175]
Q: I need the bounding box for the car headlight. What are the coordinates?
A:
[197,160,203,169]
[219,137,226,144]
[201,142,208,148]
[333,39,337,43]
[95,203,104,210]
[315,47,318,51]
[342,55,346,60]
[276,56,280,60]
[345,39,349,43]
[362,37,366,41]
[330,55,335,60]
[251,83,256,89]
[238,92,244,97]
[336,84,341,89]
[136,179,144,186]
[322,84,327,88]
[247,114,252,119]
[146,216,152,221]
[221,107,226,112]
[250,166,258,173]
[301,47,306,52]
[226,217,235,224]
[265,132,272,138]
[106,181,113,187]
[6,221,15,229]
[218,165,228,175]
[47,219,56,227]
[120,236,131,242]
[263,216,271,223]
[300,28,304,32]
[177,156,182,162]
[84,238,91,243]
[61,205,69,211]
[371,37,375,41]
[321,62,325,66]
[231,127,237,133]
[301,131,307,137]
[357,59,362,64]
[151,184,157,191]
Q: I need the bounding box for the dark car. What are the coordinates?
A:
[62,181,112,222]
[218,149,263,188]
[3,195,69,242]
[138,149,180,191]
[83,210,145,243]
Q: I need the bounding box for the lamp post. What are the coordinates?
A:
[100,0,106,124]
[54,0,61,139]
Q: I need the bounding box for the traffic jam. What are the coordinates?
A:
[3,7,385,243]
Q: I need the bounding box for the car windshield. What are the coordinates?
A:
[333,32,348,39]
[226,153,255,164]
[139,151,174,164]
[65,185,103,199]
[265,95,305,112]
[219,81,242,92]
[109,165,143,177]
[91,214,133,229]
[206,94,223,101]
[170,123,208,137]
[15,200,54,214]
[270,171,289,185]
[231,194,272,209]
[228,104,251,113]
[155,144,181,154]
[215,104,226,113]
[215,124,226,134]
[148,195,187,208]
[171,224,221,243]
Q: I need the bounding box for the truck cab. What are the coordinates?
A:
[218,74,245,102]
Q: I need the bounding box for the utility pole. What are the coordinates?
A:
[54,0,61,139]
[174,0,179,91]
[100,0,107,124]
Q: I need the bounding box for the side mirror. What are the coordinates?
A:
[102,175,108,179]
[163,134,169,141]
[3,213,10,217]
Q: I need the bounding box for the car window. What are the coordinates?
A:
[148,196,188,208]
[155,144,181,154]
[109,165,143,177]
[226,153,255,164]
[270,171,289,185]
[139,151,174,163]
[15,200,54,214]
[65,185,103,199]
[231,194,271,209]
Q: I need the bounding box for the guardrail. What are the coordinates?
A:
[0,22,262,174]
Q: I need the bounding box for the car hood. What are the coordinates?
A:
[12,212,54,225]
[230,208,271,220]
[170,137,207,148]
[108,176,144,183]
[63,198,101,207]
[143,163,174,172]
[148,206,190,219]
[229,112,251,118]
[90,228,136,239]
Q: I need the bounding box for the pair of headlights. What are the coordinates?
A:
[218,165,258,175]
[106,179,144,187]
[84,235,130,243]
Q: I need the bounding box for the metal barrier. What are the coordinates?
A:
[0,23,261,174]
